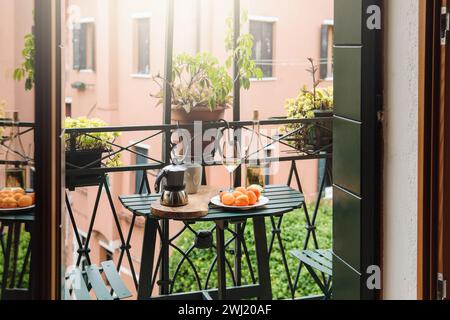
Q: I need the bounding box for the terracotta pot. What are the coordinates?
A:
[171,106,228,124]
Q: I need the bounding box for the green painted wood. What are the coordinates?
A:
[119,185,304,222]
[333,187,361,272]
[101,261,132,299]
[307,250,333,270]
[333,0,383,300]
[333,256,360,300]
[291,250,333,277]
[334,47,362,121]
[68,268,91,301]
[333,118,361,196]
[334,0,362,45]
[85,265,113,301]
[317,249,333,261]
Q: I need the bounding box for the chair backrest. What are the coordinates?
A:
[65,261,132,300]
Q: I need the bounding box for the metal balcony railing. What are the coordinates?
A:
[64,117,332,299]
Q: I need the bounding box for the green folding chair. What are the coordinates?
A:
[65,261,132,300]
[291,249,333,300]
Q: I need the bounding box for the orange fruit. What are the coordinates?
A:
[246,191,257,205]
[222,193,235,206]
[13,188,25,195]
[28,193,36,203]
[219,190,226,202]
[232,191,244,198]
[235,195,250,207]
[235,187,247,194]
[247,186,261,200]
[4,197,17,208]
[18,196,33,208]
[13,193,23,201]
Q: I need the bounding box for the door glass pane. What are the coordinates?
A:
[0,0,35,299]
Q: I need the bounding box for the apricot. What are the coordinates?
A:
[232,191,244,198]
[246,191,258,205]
[222,193,235,206]
[13,193,23,201]
[13,188,25,195]
[247,186,262,200]
[28,193,36,203]
[4,197,18,208]
[235,187,247,194]
[235,195,250,207]
[18,196,33,208]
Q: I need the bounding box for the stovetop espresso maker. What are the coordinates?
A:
[154,162,189,207]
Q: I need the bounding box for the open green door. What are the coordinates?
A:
[333,0,383,300]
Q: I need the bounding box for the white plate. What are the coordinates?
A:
[0,205,35,215]
[211,196,270,211]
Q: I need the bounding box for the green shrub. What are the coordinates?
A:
[169,203,332,299]
[0,227,31,298]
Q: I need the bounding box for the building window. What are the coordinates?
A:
[320,22,334,80]
[73,21,96,71]
[133,17,151,75]
[65,99,72,118]
[100,246,114,262]
[250,19,275,78]
[135,146,149,194]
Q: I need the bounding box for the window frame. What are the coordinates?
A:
[73,17,96,72]
[320,20,334,81]
[249,15,277,80]
[132,143,150,194]
[131,12,152,78]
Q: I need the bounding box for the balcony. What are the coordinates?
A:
[0,117,332,300]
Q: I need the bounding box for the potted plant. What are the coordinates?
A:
[64,117,121,190]
[13,17,35,91]
[150,12,263,124]
[283,58,333,152]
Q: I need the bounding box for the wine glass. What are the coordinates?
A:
[221,129,242,191]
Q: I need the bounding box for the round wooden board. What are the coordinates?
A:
[151,186,219,220]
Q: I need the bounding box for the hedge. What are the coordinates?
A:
[169,203,332,299]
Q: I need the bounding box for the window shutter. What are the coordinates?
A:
[250,21,274,78]
[79,24,87,70]
[333,0,383,300]
[137,19,150,74]
[135,147,149,194]
[320,24,329,79]
[73,24,81,70]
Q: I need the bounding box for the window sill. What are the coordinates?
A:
[131,74,151,79]
[250,77,277,82]
[79,69,95,73]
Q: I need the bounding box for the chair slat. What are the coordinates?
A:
[306,250,333,269]
[317,249,333,262]
[68,268,91,301]
[101,261,132,299]
[85,265,113,300]
[291,250,333,276]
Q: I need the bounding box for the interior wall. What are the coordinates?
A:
[383,0,419,300]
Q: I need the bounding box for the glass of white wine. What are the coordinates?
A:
[221,129,242,191]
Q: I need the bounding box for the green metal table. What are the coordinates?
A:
[120,185,304,300]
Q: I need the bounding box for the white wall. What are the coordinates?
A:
[383,0,419,300]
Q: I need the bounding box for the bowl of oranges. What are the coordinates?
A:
[211,185,269,211]
[0,188,35,213]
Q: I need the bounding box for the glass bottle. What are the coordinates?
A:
[245,110,266,188]
[5,112,27,189]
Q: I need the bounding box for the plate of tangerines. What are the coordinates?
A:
[211,185,269,211]
[0,188,35,214]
